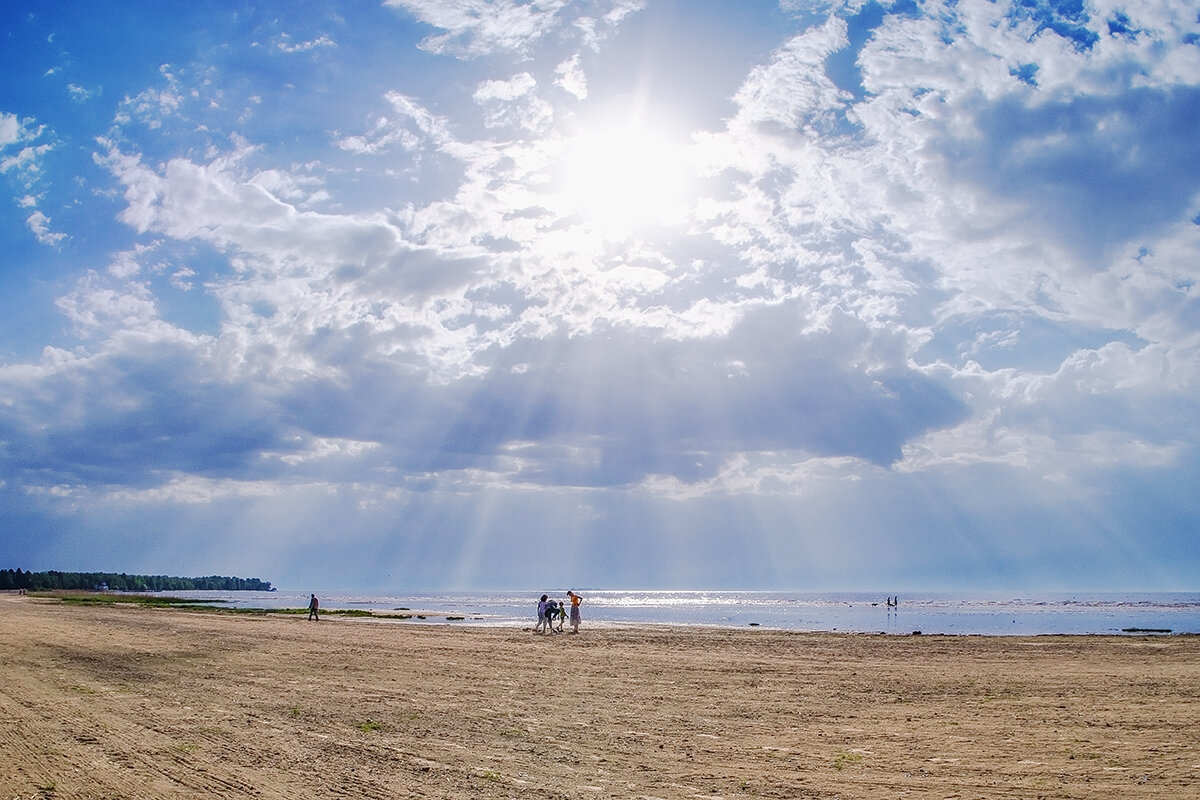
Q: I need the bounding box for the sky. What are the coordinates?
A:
[1,0,1198,593]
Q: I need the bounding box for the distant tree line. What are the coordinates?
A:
[0,568,273,592]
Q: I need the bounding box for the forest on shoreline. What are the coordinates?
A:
[0,568,273,592]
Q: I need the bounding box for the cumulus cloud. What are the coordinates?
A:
[0,340,277,488]
[70,1,1200,490]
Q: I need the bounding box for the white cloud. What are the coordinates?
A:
[669,0,1200,495]
[115,85,183,130]
[732,15,850,129]
[25,209,66,246]
[106,243,159,279]
[474,73,537,103]
[170,266,196,291]
[267,436,381,466]
[0,114,53,200]
[554,55,587,99]
[337,91,453,155]
[384,0,569,58]
[55,272,163,338]
[248,167,328,205]
[0,143,52,176]
[276,33,336,53]
[473,73,553,131]
[337,116,422,155]
[0,112,21,146]
[574,0,645,51]
[385,0,646,58]
[67,84,94,102]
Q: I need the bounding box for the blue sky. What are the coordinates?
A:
[2,0,1198,592]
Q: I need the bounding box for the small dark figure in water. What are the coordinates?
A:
[308,593,320,621]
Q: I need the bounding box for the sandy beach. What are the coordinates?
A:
[1,595,1197,799]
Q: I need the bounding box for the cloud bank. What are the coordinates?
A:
[0,0,1197,590]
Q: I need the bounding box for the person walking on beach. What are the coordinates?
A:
[535,594,549,633]
[567,590,582,633]
[308,593,320,621]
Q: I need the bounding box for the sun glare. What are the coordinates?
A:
[554,119,693,237]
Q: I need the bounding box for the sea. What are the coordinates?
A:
[162,589,1200,636]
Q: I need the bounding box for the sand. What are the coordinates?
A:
[1,595,1197,799]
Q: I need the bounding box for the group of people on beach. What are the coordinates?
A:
[304,591,581,630]
[536,590,582,634]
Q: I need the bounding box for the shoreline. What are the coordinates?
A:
[3,595,1198,799]
[16,588,1198,636]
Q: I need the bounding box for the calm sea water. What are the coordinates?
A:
[166,589,1200,636]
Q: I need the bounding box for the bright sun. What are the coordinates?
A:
[554,119,693,238]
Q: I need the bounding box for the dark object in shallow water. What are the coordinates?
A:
[1122,627,1172,634]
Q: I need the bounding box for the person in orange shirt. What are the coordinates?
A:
[567,590,582,633]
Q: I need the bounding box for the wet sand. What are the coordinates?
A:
[1,594,1197,799]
